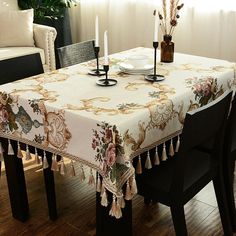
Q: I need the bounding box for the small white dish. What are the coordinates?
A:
[119,62,153,71]
[126,54,149,69]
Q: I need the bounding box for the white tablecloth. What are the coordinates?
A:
[0,47,235,200]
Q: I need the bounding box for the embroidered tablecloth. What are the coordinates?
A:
[0,47,235,202]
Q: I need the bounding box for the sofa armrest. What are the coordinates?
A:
[33,24,57,71]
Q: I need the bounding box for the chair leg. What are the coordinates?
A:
[170,204,187,236]
[213,175,233,236]
[43,153,58,221]
[226,188,236,232]
[224,155,236,231]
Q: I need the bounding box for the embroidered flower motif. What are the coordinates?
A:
[149,99,174,130]
[105,142,116,166]
[0,94,70,150]
[105,128,113,143]
[92,122,125,180]
[44,111,71,150]
[92,138,99,150]
[186,76,223,106]
[0,106,8,123]
[16,106,34,134]
[0,92,17,132]
[29,99,44,114]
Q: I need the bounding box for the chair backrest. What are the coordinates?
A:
[57,40,96,68]
[0,53,44,85]
[171,90,233,192]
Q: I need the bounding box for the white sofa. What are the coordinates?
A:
[0,0,57,71]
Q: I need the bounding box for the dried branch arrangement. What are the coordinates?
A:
[158,0,184,36]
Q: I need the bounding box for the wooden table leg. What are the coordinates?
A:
[43,152,58,221]
[2,139,29,222]
[96,191,132,236]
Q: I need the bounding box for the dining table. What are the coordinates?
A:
[0,47,235,235]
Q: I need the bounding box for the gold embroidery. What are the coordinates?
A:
[43,110,71,150]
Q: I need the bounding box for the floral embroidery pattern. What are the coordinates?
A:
[149,91,160,98]
[8,71,69,103]
[117,103,143,113]
[82,58,122,68]
[44,110,71,150]
[34,134,45,144]
[92,122,127,182]
[0,92,17,132]
[148,99,175,130]
[16,106,42,134]
[185,76,223,106]
[31,100,71,150]
[0,94,71,151]
[29,99,43,114]
[0,95,43,134]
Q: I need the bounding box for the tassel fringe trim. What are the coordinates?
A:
[3,133,181,219]
[43,151,49,169]
[70,160,76,177]
[59,157,66,175]
[136,155,142,174]
[8,139,14,155]
[51,154,59,171]
[145,151,152,169]
[17,141,23,159]
[35,148,41,164]
[154,146,160,165]
[25,145,32,160]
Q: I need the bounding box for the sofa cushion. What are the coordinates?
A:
[0,9,34,47]
[0,47,46,65]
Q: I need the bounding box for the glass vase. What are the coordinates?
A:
[160,35,174,63]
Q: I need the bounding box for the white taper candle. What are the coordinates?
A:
[154,12,158,42]
[104,31,109,65]
[95,15,99,47]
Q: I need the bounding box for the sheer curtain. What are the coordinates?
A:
[69,0,236,62]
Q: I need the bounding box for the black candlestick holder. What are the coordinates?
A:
[145,42,165,82]
[96,65,117,86]
[88,46,106,76]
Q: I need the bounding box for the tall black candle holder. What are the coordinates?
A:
[88,46,106,76]
[96,65,117,86]
[145,42,165,82]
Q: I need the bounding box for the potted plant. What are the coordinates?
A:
[18,0,74,22]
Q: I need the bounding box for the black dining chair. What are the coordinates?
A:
[223,93,236,231]
[0,53,44,85]
[57,40,96,68]
[136,91,233,236]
